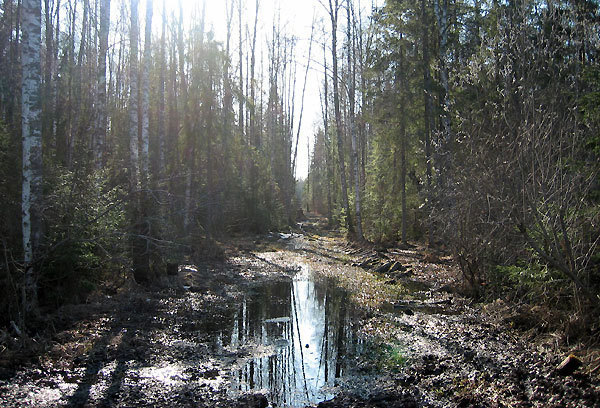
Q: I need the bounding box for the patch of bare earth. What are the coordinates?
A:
[1,220,598,407]
[283,227,599,408]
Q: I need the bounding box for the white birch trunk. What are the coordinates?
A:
[21,0,43,315]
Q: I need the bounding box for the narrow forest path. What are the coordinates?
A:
[0,215,598,407]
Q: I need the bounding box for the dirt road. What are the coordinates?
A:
[1,220,598,407]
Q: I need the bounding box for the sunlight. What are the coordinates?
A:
[161,0,227,38]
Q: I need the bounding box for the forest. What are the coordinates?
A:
[0,0,599,406]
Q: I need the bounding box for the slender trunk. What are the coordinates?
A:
[223,0,234,181]
[129,0,140,190]
[306,135,311,213]
[73,0,88,157]
[53,0,60,143]
[65,0,76,167]
[238,0,244,140]
[179,2,192,233]
[323,38,333,223]
[21,0,43,318]
[43,0,54,146]
[328,0,353,233]
[292,19,315,178]
[140,0,152,187]
[422,0,434,245]
[399,36,408,243]
[355,4,368,192]
[130,0,150,282]
[347,0,362,240]
[95,0,110,168]
[182,1,205,234]
[433,0,452,190]
[400,119,407,243]
[168,15,179,168]
[249,0,258,148]
[157,0,166,178]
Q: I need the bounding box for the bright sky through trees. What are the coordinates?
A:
[130,0,379,180]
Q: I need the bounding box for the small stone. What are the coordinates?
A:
[556,354,582,376]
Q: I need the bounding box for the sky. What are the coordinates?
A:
[132,0,379,180]
[177,0,325,181]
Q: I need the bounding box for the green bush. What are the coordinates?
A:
[40,167,128,306]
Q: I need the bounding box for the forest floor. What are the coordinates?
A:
[0,214,599,407]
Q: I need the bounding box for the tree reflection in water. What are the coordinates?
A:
[228,265,361,407]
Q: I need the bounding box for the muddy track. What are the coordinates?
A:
[1,221,599,407]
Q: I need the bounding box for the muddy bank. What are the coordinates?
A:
[1,225,599,407]
[284,232,600,408]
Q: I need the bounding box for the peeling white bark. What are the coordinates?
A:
[21,0,43,314]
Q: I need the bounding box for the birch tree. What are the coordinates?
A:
[21,0,43,316]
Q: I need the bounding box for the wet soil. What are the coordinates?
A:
[1,216,599,407]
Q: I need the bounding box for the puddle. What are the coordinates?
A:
[226,265,361,407]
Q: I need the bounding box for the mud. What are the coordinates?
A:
[1,217,599,407]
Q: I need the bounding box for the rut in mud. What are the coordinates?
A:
[0,222,599,407]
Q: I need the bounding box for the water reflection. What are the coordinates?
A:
[228,265,360,407]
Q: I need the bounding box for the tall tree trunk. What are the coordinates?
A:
[347,0,362,240]
[249,0,258,148]
[421,0,434,245]
[95,0,110,168]
[398,35,408,243]
[222,0,234,182]
[64,0,76,167]
[328,0,353,233]
[292,19,314,178]
[42,0,54,148]
[179,1,193,233]
[73,0,88,159]
[400,110,407,243]
[129,0,140,190]
[129,0,150,282]
[140,0,152,187]
[21,0,43,318]
[157,0,166,178]
[433,0,452,190]
[238,0,244,140]
[322,37,333,223]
